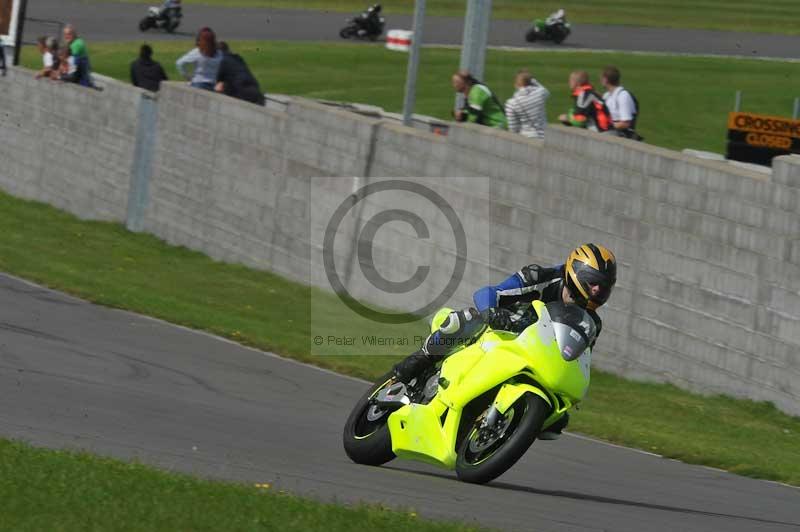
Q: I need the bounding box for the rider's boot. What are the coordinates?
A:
[392,349,435,384]
[394,307,486,385]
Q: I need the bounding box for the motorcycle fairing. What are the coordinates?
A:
[388,300,591,468]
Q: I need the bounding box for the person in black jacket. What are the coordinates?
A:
[130,44,168,92]
[214,42,265,106]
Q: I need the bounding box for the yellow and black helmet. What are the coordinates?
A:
[564,244,617,311]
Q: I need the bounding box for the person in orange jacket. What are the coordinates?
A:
[558,71,611,132]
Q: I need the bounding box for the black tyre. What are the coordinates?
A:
[524,28,538,42]
[342,372,396,466]
[551,25,567,44]
[340,26,357,39]
[455,393,549,484]
[139,18,152,32]
[166,19,180,33]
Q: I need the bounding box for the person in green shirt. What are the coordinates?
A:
[63,25,87,57]
[451,70,507,129]
[62,25,92,87]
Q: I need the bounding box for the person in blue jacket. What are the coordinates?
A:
[392,243,617,439]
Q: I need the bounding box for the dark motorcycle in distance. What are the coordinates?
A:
[139,1,183,33]
[525,8,571,44]
[340,3,385,41]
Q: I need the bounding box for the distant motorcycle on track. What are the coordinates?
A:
[340,3,385,41]
[525,8,571,44]
[139,0,183,33]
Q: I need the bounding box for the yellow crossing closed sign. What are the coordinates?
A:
[726,112,800,166]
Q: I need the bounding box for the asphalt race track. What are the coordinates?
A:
[24,0,800,59]
[1,273,799,531]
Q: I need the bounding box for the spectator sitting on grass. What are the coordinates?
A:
[35,36,59,80]
[451,70,507,129]
[214,42,265,106]
[62,24,93,87]
[505,68,550,139]
[176,27,223,91]
[131,44,168,92]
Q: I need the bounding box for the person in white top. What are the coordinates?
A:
[35,36,59,79]
[600,65,639,139]
[505,69,550,139]
[176,27,223,90]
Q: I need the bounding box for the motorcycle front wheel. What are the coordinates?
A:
[342,371,396,466]
[139,17,152,32]
[524,28,538,42]
[455,392,549,484]
[551,25,568,44]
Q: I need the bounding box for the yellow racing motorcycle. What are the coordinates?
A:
[343,300,596,484]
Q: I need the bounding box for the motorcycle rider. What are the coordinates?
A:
[159,0,181,15]
[545,8,566,26]
[393,243,617,439]
[157,0,182,23]
[357,3,383,37]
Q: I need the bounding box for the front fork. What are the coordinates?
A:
[491,381,572,432]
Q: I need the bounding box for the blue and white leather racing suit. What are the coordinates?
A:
[393,263,602,378]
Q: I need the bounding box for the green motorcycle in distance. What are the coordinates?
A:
[525,8,571,44]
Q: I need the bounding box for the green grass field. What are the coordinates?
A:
[21,41,800,155]
[103,0,800,35]
[0,190,798,487]
[0,439,486,532]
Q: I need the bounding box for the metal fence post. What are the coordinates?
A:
[402,0,426,126]
[455,0,492,111]
[126,93,158,232]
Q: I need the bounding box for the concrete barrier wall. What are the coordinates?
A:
[1,69,798,416]
[0,68,146,221]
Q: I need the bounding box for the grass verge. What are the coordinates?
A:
[101,0,800,35]
[22,41,800,154]
[0,191,798,486]
[0,439,486,532]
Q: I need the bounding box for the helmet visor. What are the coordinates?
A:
[572,262,615,305]
[590,282,614,305]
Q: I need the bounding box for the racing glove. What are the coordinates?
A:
[480,307,514,331]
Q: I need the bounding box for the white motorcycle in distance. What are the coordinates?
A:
[139,0,183,33]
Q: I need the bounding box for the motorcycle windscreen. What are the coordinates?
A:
[546,302,597,361]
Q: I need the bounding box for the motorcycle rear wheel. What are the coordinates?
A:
[455,393,549,484]
[340,26,357,39]
[166,19,180,33]
[342,371,397,466]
